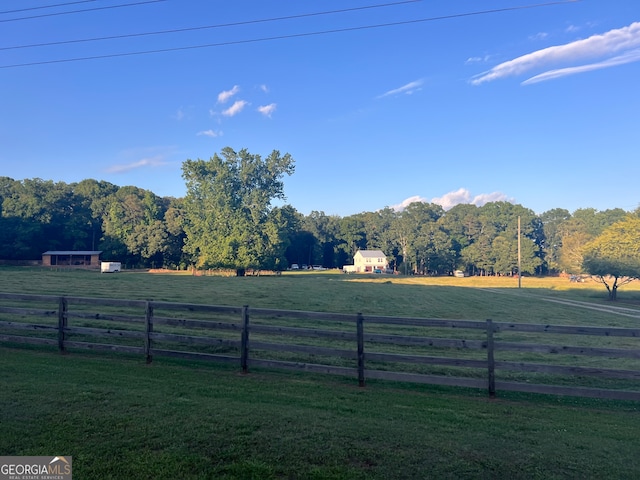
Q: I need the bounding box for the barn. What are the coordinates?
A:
[42,251,102,269]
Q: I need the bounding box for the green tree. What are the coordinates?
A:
[582,216,640,300]
[557,208,628,274]
[163,198,188,268]
[395,202,446,274]
[101,186,168,266]
[0,178,95,257]
[454,202,542,276]
[336,215,367,261]
[301,210,342,267]
[181,147,294,275]
[540,208,571,273]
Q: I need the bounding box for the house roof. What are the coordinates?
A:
[355,250,386,258]
[42,251,102,255]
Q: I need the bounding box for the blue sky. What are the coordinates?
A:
[1,0,639,216]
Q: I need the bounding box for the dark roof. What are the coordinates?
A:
[42,251,102,255]
[355,250,386,258]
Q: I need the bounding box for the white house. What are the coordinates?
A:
[344,250,388,273]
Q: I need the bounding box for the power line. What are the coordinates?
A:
[0,0,581,69]
[0,0,166,23]
[0,1,96,15]
[1,0,421,51]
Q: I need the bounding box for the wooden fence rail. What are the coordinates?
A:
[1,292,639,401]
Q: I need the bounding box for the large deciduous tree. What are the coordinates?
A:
[582,216,640,300]
[181,147,294,275]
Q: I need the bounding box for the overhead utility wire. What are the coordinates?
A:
[0,0,581,69]
[0,0,166,23]
[0,1,96,15]
[1,0,421,51]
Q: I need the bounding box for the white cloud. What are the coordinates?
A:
[257,103,277,117]
[106,156,167,174]
[390,195,428,211]
[392,189,513,212]
[217,85,240,104]
[222,100,248,117]
[430,188,472,210]
[471,21,640,85]
[469,191,512,207]
[259,84,269,93]
[378,79,423,98]
[434,189,512,209]
[197,129,222,138]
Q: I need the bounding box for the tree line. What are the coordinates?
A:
[1,148,639,296]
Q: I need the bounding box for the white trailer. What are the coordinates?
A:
[101,262,121,273]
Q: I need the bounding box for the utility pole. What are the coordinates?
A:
[518,216,522,289]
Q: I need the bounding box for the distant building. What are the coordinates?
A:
[343,250,388,273]
[42,251,102,269]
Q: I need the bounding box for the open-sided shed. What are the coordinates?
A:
[42,251,102,269]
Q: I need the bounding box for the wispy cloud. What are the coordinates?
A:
[257,103,277,117]
[217,85,240,104]
[529,32,548,41]
[197,129,222,138]
[222,100,248,117]
[106,156,168,174]
[465,55,493,65]
[258,84,269,93]
[522,48,640,85]
[471,21,640,85]
[378,79,423,98]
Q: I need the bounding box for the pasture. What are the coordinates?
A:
[1,267,640,479]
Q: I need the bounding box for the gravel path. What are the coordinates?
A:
[481,288,640,319]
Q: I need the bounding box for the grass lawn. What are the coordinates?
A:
[0,267,639,322]
[2,346,640,479]
[1,267,640,478]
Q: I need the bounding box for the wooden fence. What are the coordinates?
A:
[1,292,639,401]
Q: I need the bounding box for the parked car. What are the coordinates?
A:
[290,264,299,270]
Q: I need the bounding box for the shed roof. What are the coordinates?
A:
[355,250,386,258]
[43,251,102,255]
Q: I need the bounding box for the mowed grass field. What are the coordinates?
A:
[1,267,640,479]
